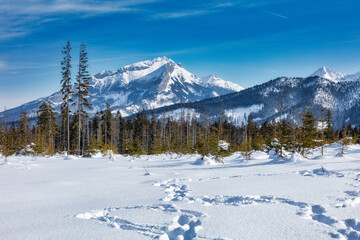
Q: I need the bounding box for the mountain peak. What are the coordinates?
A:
[200,75,244,92]
[310,67,347,82]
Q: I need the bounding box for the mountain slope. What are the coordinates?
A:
[142,75,360,129]
[1,57,244,122]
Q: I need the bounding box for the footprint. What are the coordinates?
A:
[333,218,360,239]
[154,179,194,202]
[76,204,204,240]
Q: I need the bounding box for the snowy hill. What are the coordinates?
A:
[142,75,360,129]
[1,57,244,122]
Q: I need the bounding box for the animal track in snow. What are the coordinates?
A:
[336,191,360,208]
[298,168,345,178]
[331,218,360,239]
[78,172,360,239]
[76,204,204,240]
[154,179,195,202]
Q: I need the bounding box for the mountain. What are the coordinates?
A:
[1,56,244,122]
[200,75,245,96]
[310,67,347,82]
[310,67,360,82]
[139,75,360,129]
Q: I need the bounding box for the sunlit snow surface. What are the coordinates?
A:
[2,144,360,239]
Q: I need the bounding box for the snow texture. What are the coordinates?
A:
[2,144,360,239]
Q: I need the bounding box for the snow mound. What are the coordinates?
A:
[218,140,229,151]
[63,155,79,160]
[193,156,218,165]
[288,152,306,163]
[268,149,276,159]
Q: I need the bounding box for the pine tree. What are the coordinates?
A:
[60,41,73,153]
[18,112,31,151]
[74,43,92,155]
[337,125,352,156]
[319,107,326,156]
[240,126,252,160]
[324,109,335,142]
[104,103,112,145]
[274,87,288,156]
[37,101,58,155]
[299,109,318,157]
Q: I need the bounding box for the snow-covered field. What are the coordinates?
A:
[1,144,360,240]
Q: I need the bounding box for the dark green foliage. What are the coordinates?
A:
[60,41,73,153]
[74,43,93,154]
[298,109,318,157]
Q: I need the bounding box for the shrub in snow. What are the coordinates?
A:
[240,139,252,161]
[214,140,231,163]
[218,140,229,151]
[83,140,118,158]
[104,150,115,161]
[337,137,352,157]
[271,138,289,158]
[18,144,36,156]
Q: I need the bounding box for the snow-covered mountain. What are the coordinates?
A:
[1,57,244,122]
[310,67,347,82]
[141,75,360,129]
[200,75,244,96]
[310,67,360,82]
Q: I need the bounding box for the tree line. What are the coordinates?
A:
[0,42,357,162]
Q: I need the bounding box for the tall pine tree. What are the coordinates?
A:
[60,41,73,153]
[74,43,92,155]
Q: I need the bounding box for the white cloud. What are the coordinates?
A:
[153,9,217,19]
[0,60,9,71]
[261,9,288,19]
[0,0,158,41]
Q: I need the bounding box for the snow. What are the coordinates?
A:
[224,104,264,125]
[200,75,245,92]
[2,144,360,239]
[193,156,219,165]
[310,67,360,82]
[310,67,347,82]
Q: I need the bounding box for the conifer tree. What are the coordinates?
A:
[18,112,31,151]
[319,107,326,156]
[240,126,252,160]
[0,126,13,163]
[299,109,318,157]
[324,109,335,142]
[37,101,58,155]
[60,41,73,153]
[74,43,92,155]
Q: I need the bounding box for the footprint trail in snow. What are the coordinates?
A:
[77,167,360,239]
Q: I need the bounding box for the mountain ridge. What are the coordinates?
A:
[0,56,244,122]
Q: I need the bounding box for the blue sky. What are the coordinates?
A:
[1,0,360,109]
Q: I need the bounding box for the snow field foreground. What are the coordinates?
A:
[1,144,360,239]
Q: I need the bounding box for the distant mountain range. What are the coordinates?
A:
[139,69,360,129]
[0,57,244,122]
[2,60,360,129]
